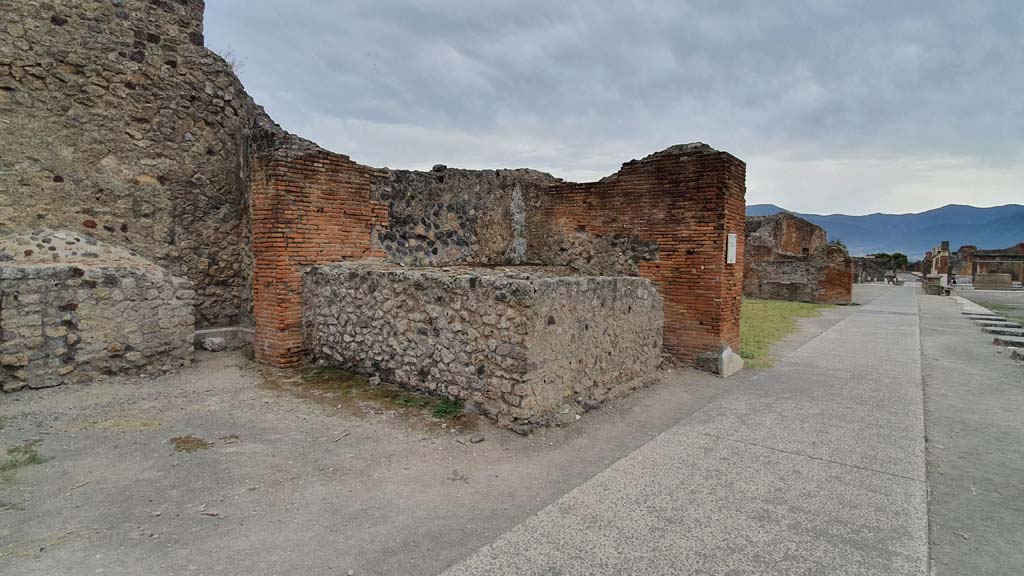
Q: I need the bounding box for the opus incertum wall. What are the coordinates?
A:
[303,262,663,429]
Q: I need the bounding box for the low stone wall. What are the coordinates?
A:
[1,230,194,391]
[974,273,1013,290]
[302,262,663,429]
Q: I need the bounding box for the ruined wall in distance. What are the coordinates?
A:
[745,213,852,304]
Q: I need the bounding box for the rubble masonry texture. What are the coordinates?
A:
[0,0,286,328]
[0,230,194,392]
[303,262,663,427]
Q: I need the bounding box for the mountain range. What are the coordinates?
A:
[746,203,1024,259]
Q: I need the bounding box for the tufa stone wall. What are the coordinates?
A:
[303,262,663,429]
[1,230,194,391]
[525,144,747,369]
[744,213,853,304]
[0,0,282,328]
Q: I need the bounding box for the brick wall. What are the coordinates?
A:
[817,245,855,304]
[744,213,853,304]
[251,142,745,372]
[526,144,746,367]
[249,143,387,367]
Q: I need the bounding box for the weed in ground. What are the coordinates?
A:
[433,398,464,419]
[170,435,213,453]
[1,440,47,478]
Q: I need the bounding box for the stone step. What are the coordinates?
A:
[975,320,1023,329]
[992,335,1024,348]
[963,312,1000,318]
[983,326,1024,337]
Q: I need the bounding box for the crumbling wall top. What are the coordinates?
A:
[0,229,161,270]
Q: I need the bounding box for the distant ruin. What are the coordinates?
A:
[744,213,853,304]
[1,1,749,427]
[925,241,1024,291]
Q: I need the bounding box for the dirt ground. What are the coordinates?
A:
[1,351,732,576]
[0,288,884,576]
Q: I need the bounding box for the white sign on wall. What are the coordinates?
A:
[726,233,737,264]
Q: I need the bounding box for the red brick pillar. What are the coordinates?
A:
[249,146,387,367]
[532,144,746,371]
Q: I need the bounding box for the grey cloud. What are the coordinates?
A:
[205,0,1023,213]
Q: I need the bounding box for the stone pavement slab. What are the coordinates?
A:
[441,286,928,576]
[443,429,926,576]
[919,294,1024,575]
[982,326,1024,336]
[992,335,1024,347]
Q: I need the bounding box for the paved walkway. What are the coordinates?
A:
[442,286,929,575]
[919,293,1024,575]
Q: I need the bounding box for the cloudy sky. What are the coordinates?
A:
[205,1,1023,215]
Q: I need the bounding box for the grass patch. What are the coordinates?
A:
[1,441,47,476]
[432,398,464,419]
[297,366,466,421]
[740,298,831,369]
[170,435,213,453]
[984,303,1024,324]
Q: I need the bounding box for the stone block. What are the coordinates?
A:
[303,262,663,429]
[201,337,227,352]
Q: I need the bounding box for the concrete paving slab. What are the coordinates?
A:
[684,287,925,480]
[442,429,928,576]
[919,294,1024,575]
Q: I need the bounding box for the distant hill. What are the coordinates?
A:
[746,203,1024,259]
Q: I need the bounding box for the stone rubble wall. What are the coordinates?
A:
[746,212,826,257]
[0,0,285,328]
[744,213,853,304]
[744,244,854,304]
[302,262,663,429]
[371,168,558,266]
[974,273,1013,290]
[854,257,892,283]
[1,231,194,391]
